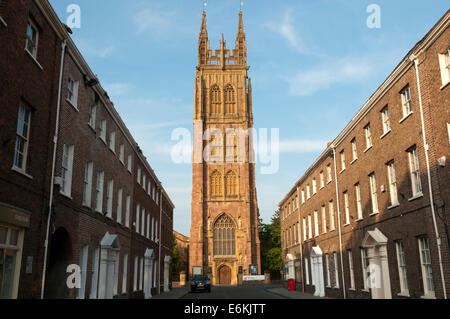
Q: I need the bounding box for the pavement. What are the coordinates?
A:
[151,287,190,299]
[265,287,330,299]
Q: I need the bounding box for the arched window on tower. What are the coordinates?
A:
[224,85,236,114]
[210,170,223,197]
[210,85,221,114]
[225,171,238,197]
[214,214,236,256]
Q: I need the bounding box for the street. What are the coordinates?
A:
[182,285,287,300]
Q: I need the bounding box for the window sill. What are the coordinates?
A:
[343,223,350,227]
[109,148,116,155]
[88,123,96,133]
[369,211,379,216]
[420,294,436,299]
[60,192,73,200]
[361,289,370,293]
[100,137,107,145]
[25,48,43,70]
[440,80,450,90]
[66,99,79,112]
[350,158,358,165]
[0,16,7,27]
[339,168,346,174]
[399,112,413,124]
[408,193,424,202]
[380,130,391,140]
[327,180,332,185]
[356,218,363,222]
[387,203,400,210]
[11,166,34,180]
[349,288,356,291]
[363,146,373,153]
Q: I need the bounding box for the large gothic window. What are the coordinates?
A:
[225,171,238,197]
[210,85,221,114]
[210,170,223,197]
[214,214,236,256]
[224,85,236,114]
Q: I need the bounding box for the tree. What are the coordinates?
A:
[259,210,282,274]
[172,234,181,277]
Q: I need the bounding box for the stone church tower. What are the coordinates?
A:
[189,9,261,285]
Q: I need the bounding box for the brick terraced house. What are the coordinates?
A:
[280,10,449,299]
[0,0,174,299]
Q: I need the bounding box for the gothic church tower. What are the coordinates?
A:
[189,9,261,285]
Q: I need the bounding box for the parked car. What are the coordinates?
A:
[191,275,211,293]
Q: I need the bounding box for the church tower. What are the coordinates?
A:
[189,8,261,286]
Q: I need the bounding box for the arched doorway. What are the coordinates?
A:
[218,265,231,285]
[44,227,72,299]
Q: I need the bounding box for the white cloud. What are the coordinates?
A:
[133,8,176,39]
[279,139,327,153]
[286,57,373,96]
[103,83,131,97]
[75,39,114,58]
[266,9,311,55]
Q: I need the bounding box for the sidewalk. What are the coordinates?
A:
[265,287,330,299]
[151,287,190,299]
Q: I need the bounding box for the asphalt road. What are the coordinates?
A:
[181,285,287,299]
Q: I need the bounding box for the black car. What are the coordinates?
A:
[190,275,211,293]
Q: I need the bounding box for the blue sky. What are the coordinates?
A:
[49,0,449,236]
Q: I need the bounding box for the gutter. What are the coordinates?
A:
[412,57,447,299]
[40,39,67,299]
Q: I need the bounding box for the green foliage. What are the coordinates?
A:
[259,210,282,273]
[172,234,181,276]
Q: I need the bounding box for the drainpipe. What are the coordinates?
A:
[158,188,162,294]
[412,57,447,299]
[41,39,67,299]
[331,145,347,299]
[296,186,305,293]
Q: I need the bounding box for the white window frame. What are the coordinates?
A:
[344,191,350,225]
[127,154,132,173]
[100,120,107,143]
[305,258,310,285]
[334,252,339,288]
[408,147,423,197]
[25,20,38,58]
[395,240,409,296]
[327,164,332,183]
[88,105,97,129]
[89,247,100,299]
[348,250,355,290]
[340,150,346,171]
[387,161,399,206]
[106,179,114,218]
[326,254,331,287]
[109,131,116,153]
[381,106,391,135]
[77,245,89,299]
[329,201,335,231]
[301,190,305,204]
[320,171,325,189]
[312,179,317,195]
[117,188,123,224]
[365,124,373,150]
[133,256,138,291]
[355,183,363,220]
[307,215,312,239]
[401,86,413,118]
[361,248,369,291]
[351,139,357,162]
[369,173,378,214]
[438,49,450,86]
[306,185,311,199]
[83,161,93,207]
[139,257,144,290]
[136,204,140,233]
[418,237,435,298]
[95,171,104,213]
[13,104,31,172]
[61,144,74,197]
[137,168,141,185]
[141,207,145,236]
[67,77,79,109]
[125,195,131,228]
[113,252,120,296]
[119,144,125,164]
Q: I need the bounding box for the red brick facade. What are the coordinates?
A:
[0,0,174,299]
[280,10,450,299]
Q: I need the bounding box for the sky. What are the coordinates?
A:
[49,0,449,236]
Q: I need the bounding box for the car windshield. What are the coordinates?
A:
[194,276,209,281]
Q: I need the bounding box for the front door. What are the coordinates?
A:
[218,265,231,285]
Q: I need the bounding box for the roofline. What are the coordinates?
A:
[35,0,175,209]
[279,9,450,208]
